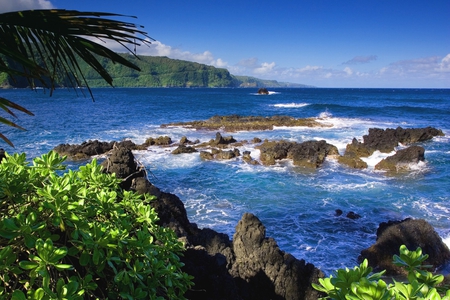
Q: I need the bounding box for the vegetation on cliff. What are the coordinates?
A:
[1,54,312,89]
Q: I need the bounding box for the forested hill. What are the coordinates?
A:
[0,54,312,88]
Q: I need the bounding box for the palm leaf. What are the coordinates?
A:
[0,9,153,147]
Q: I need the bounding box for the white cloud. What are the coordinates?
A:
[0,0,54,13]
[253,62,276,75]
[438,53,450,72]
[344,67,353,76]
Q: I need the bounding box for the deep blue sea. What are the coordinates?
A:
[1,87,449,275]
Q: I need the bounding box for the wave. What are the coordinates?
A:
[272,102,310,108]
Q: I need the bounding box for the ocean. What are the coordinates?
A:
[1,87,449,275]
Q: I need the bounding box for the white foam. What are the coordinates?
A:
[272,102,309,108]
[360,150,396,169]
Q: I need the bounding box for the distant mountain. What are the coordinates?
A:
[232,75,313,88]
[1,54,313,88]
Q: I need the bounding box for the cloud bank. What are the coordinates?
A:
[343,55,378,65]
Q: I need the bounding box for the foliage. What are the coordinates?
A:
[312,245,450,299]
[0,9,152,147]
[0,151,193,299]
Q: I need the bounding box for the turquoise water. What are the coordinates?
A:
[2,87,449,274]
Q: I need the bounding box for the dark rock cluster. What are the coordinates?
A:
[102,145,324,300]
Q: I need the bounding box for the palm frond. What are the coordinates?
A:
[0,9,153,147]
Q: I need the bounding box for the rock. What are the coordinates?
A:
[102,146,324,299]
[53,140,138,160]
[375,145,425,171]
[179,136,190,145]
[171,145,198,154]
[200,150,214,160]
[346,211,361,220]
[362,127,444,154]
[101,145,144,189]
[243,150,259,165]
[145,135,172,146]
[216,149,237,160]
[213,132,237,146]
[335,209,343,217]
[257,140,293,165]
[287,140,339,168]
[0,148,5,162]
[252,137,262,143]
[257,140,338,168]
[359,218,450,275]
[161,115,330,132]
[337,153,368,169]
[257,88,269,95]
[230,213,324,300]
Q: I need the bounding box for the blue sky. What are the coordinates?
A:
[1,0,449,88]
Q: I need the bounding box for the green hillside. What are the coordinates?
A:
[1,53,312,88]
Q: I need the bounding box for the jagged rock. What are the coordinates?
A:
[101,146,144,189]
[103,146,325,299]
[257,140,293,165]
[53,140,139,160]
[171,145,198,154]
[252,137,262,143]
[213,132,237,145]
[230,213,324,300]
[375,145,425,171]
[200,150,214,160]
[179,136,190,145]
[257,88,269,95]
[359,218,450,275]
[243,150,259,165]
[145,135,172,146]
[257,140,338,168]
[216,149,237,160]
[287,140,339,168]
[362,127,444,154]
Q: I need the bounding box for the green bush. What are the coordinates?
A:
[313,245,450,299]
[0,151,193,299]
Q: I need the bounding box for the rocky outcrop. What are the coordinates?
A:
[102,145,324,300]
[171,145,198,154]
[161,115,330,132]
[145,135,173,146]
[362,127,444,154]
[374,145,425,171]
[257,88,269,95]
[359,218,450,275]
[230,213,323,300]
[257,140,339,168]
[339,127,443,170]
[53,139,140,160]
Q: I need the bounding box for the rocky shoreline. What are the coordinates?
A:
[45,116,450,299]
[95,144,450,299]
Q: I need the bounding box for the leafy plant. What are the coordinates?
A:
[0,151,193,299]
[312,245,450,300]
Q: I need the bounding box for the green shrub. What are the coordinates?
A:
[0,151,193,299]
[313,245,450,299]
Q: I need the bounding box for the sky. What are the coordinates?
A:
[1,0,449,88]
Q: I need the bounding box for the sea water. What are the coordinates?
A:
[1,87,449,274]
